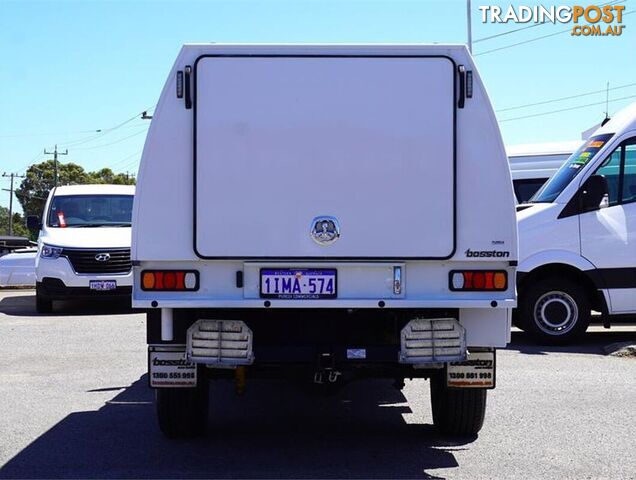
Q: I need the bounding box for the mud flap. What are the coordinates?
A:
[447,349,495,389]
[148,347,197,388]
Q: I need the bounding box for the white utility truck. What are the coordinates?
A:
[132,44,517,438]
[28,184,135,312]
[516,102,636,344]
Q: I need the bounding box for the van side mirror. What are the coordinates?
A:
[581,175,609,212]
[26,215,41,232]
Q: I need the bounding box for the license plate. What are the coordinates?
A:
[447,350,496,389]
[149,350,197,388]
[89,280,117,291]
[260,268,337,299]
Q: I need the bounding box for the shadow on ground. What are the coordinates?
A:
[0,293,134,317]
[0,377,468,479]
[508,329,636,356]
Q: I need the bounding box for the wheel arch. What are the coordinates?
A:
[517,263,608,314]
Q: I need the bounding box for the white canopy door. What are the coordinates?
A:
[194,55,455,258]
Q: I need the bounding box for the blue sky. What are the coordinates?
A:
[1,0,634,212]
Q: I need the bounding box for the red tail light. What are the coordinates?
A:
[141,270,199,291]
[449,270,507,291]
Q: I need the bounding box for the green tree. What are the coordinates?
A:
[0,206,29,237]
[14,161,136,219]
[15,160,90,218]
[87,168,136,185]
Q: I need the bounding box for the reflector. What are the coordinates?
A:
[449,270,508,291]
[140,270,199,291]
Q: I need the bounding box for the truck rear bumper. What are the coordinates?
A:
[134,298,515,309]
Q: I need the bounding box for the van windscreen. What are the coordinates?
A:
[47,195,134,228]
[530,133,614,203]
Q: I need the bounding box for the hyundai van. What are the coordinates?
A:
[29,184,135,313]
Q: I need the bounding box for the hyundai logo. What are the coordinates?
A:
[95,253,111,262]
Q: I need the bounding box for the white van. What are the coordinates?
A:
[516,102,636,343]
[507,141,581,203]
[133,44,517,438]
[29,184,135,312]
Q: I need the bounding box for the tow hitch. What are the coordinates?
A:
[313,352,342,384]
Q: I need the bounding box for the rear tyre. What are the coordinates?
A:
[156,377,209,438]
[518,277,590,345]
[35,286,53,314]
[430,373,487,437]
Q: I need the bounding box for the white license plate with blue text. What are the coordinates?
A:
[260,269,337,299]
[89,280,117,291]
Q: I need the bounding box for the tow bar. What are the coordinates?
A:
[313,352,341,384]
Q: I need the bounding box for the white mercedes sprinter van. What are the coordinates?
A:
[133,44,517,438]
[30,184,135,313]
[516,102,636,344]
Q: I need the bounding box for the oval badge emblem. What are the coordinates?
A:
[310,216,340,246]
[95,253,111,262]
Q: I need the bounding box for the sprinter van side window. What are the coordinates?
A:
[594,146,622,206]
[592,138,636,206]
[622,142,636,204]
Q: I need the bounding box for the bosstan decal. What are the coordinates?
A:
[465,249,510,258]
[450,358,494,368]
[479,4,626,37]
[152,357,193,367]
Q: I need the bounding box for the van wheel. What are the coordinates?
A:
[35,287,53,314]
[156,379,209,438]
[430,374,487,437]
[518,278,590,345]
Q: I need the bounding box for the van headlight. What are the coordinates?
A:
[40,244,63,259]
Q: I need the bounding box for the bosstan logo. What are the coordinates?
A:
[465,248,510,258]
[479,4,626,37]
[152,357,192,367]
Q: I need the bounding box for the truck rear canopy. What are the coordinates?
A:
[194,55,455,259]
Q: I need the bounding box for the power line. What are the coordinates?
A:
[118,156,141,170]
[475,8,633,56]
[15,151,44,174]
[73,127,148,151]
[0,105,155,143]
[475,25,571,56]
[0,129,99,139]
[497,81,636,112]
[499,92,636,122]
[106,149,143,170]
[58,105,155,149]
[473,0,624,44]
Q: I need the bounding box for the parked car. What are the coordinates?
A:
[133,44,517,438]
[0,247,37,287]
[0,236,36,257]
[28,184,135,313]
[516,102,636,344]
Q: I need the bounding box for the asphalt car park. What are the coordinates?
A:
[0,289,635,479]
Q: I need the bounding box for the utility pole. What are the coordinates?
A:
[44,145,68,187]
[2,172,26,236]
[467,0,473,54]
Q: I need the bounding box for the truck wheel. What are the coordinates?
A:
[518,278,590,345]
[430,374,487,437]
[35,287,53,314]
[156,379,209,438]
